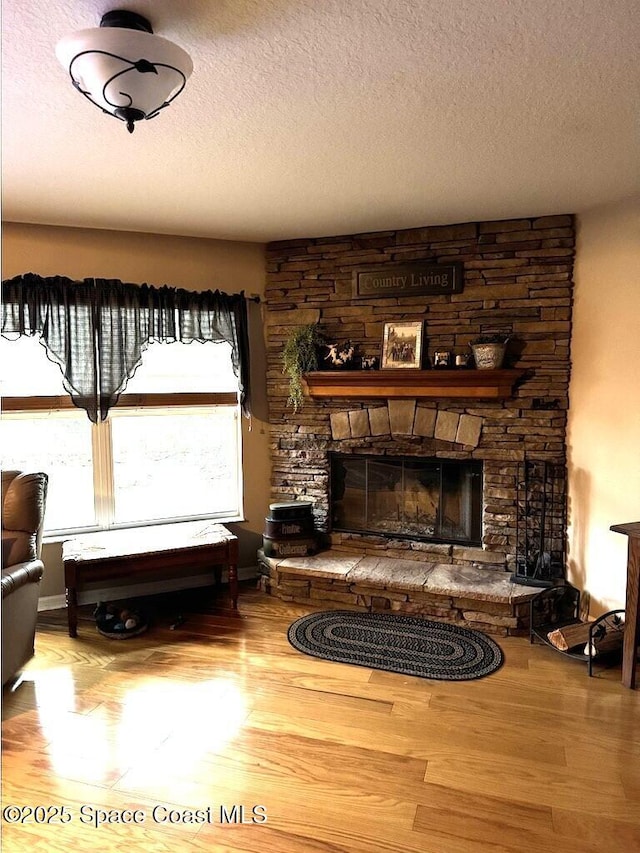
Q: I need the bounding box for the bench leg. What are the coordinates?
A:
[66,586,78,638]
[213,564,238,609]
[214,565,222,591]
[229,563,238,609]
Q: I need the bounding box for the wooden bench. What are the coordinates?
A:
[62,521,238,637]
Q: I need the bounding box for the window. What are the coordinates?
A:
[0,336,243,534]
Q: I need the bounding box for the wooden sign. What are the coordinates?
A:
[353,261,463,299]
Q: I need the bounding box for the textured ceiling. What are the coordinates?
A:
[2,0,639,242]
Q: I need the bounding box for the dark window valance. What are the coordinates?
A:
[1,273,252,422]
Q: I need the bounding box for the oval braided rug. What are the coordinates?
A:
[288,610,503,681]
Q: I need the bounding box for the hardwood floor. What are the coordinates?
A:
[2,583,639,852]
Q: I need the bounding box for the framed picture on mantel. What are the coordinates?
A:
[381,321,424,369]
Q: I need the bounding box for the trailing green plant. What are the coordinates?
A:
[282,323,325,412]
[470,333,511,345]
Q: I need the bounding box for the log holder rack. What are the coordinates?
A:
[529,584,625,677]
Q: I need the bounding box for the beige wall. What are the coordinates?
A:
[568,196,640,615]
[2,222,270,598]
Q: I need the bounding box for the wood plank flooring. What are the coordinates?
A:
[2,583,639,852]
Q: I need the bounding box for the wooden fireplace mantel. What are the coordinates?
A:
[303,369,525,400]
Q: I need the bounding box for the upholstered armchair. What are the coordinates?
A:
[2,470,48,687]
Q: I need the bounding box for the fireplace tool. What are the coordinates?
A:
[512,459,566,587]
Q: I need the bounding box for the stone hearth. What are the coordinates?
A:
[258,549,546,636]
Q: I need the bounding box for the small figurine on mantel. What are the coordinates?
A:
[433,351,452,368]
[361,356,379,370]
[323,341,356,368]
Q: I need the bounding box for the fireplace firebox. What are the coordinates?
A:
[330,454,483,545]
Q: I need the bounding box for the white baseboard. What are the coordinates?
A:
[37,566,258,612]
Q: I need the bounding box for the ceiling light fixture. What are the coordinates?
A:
[56,9,193,134]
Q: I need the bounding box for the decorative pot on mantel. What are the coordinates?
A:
[470,336,510,370]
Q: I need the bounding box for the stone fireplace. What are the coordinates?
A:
[264,214,574,584]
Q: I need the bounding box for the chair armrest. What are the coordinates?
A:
[1,560,44,599]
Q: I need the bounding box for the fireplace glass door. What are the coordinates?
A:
[330,454,482,545]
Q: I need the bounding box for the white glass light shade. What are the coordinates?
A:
[56,26,193,129]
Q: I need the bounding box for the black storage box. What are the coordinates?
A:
[264,516,315,538]
[268,500,313,521]
[262,535,318,558]
[263,500,316,557]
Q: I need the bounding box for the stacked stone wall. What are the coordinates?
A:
[265,215,574,571]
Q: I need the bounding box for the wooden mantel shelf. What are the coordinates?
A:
[303,369,525,400]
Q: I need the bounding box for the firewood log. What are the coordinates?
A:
[547,621,592,651]
[583,624,624,657]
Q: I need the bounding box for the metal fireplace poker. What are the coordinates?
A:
[512,459,567,587]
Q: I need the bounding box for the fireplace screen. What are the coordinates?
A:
[330,454,482,545]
